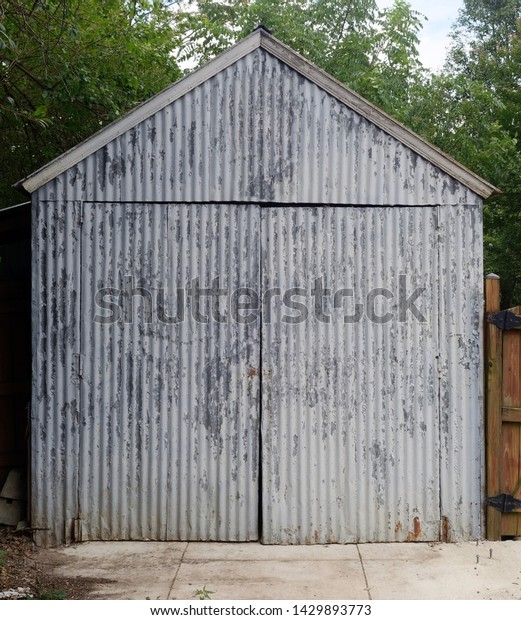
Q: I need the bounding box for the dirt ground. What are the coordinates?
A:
[0,526,107,599]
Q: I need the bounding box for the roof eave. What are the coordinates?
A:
[259,34,500,199]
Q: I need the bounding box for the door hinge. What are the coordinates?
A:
[487,310,521,330]
[486,493,521,513]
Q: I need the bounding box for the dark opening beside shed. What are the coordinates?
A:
[18,29,498,546]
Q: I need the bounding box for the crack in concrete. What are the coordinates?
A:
[356,544,372,600]
[167,542,189,600]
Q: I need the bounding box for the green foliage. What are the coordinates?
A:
[174,0,425,117]
[405,74,521,188]
[194,585,214,600]
[437,0,521,306]
[39,588,67,600]
[0,0,181,208]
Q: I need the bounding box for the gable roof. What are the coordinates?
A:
[17,28,499,198]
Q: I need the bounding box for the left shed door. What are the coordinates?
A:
[79,203,261,541]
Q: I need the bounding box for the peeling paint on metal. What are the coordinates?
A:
[31,199,82,547]
[261,206,442,543]
[37,49,481,207]
[78,203,261,542]
[32,200,484,545]
[30,44,484,546]
[438,204,484,541]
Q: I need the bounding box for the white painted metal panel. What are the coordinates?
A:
[438,204,484,541]
[31,200,81,547]
[79,202,261,541]
[31,198,484,545]
[261,206,441,543]
[21,30,496,199]
[36,49,482,207]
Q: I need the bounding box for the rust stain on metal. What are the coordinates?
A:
[406,517,422,542]
[248,367,272,378]
[394,521,402,534]
[440,516,449,543]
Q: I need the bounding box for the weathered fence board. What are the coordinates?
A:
[486,276,521,538]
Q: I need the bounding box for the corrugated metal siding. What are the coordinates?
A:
[32,200,484,544]
[79,202,261,541]
[30,44,485,544]
[34,201,261,543]
[438,204,484,541]
[261,206,441,543]
[31,200,81,546]
[38,48,480,207]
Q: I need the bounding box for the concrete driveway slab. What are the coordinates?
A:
[358,542,443,561]
[42,540,521,600]
[52,541,187,600]
[170,558,368,600]
[359,541,521,600]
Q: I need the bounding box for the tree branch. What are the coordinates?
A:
[9,59,53,90]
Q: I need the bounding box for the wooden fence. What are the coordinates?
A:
[485,274,521,539]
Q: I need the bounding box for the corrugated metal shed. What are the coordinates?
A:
[23,29,494,545]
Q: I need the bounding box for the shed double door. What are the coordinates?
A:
[79,202,441,543]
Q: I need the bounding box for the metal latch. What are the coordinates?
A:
[487,310,521,330]
[486,494,521,513]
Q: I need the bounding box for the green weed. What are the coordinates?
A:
[194,585,214,600]
[39,589,67,600]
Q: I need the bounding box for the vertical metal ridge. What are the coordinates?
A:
[74,203,260,542]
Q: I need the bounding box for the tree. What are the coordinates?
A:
[173,0,425,118]
[444,0,521,306]
[0,0,181,208]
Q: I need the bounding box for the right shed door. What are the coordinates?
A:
[260,206,441,543]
